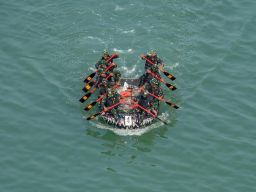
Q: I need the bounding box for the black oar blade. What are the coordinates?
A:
[83,81,95,92]
[84,101,97,111]
[163,71,176,81]
[84,72,96,83]
[166,101,179,109]
[79,92,92,103]
[86,112,100,120]
[166,83,177,90]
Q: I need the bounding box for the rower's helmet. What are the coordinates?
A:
[107,88,114,97]
[150,78,159,86]
[147,50,157,57]
[151,64,158,72]
[113,70,121,78]
[102,79,107,86]
[103,49,110,57]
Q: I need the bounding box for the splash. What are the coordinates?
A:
[113,48,134,53]
[114,5,125,11]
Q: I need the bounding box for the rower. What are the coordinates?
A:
[146,78,163,115]
[101,88,121,116]
[144,50,164,70]
[138,50,163,87]
[95,50,117,72]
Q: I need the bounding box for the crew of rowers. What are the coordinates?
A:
[95,50,164,117]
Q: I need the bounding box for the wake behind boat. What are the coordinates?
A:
[80,50,179,130]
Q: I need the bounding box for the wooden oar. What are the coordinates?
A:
[147,69,177,90]
[84,97,104,111]
[83,84,120,111]
[83,53,118,83]
[82,80,97,92]
[147,92,179,109]
[79,88,97,103]
[82,72,113,93]
[140,54,176,81]
[86,100,124,120]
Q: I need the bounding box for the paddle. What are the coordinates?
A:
[83,83,120,111]
[147,92,179,109]
[82,80,97,92]
[86,100,124,120]
[84,54,118,83]
[82,72,113,93]
[84,97,103,111]
[147,69,177,90]
[79,88,97,103]
[140,54,176,81]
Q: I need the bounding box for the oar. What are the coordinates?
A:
[147,69,177,90]
[84,54,118,83]
[84,97,104,111]
[82,73,113,93]
[83,83,120,111]
[132,101,168,125]
[86,100,124,120]
[147,92,179,109]
[140,54,176,81]
[79,88,97,103]
[82,80,97,92]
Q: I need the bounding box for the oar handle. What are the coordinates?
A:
[95,53,118,73]
[140,54,154,65]
[148,92,164,101]
[147,69,164,83]
[104,62,116,72]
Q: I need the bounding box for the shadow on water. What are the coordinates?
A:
[85,124,169,154]
[83,107,177,166]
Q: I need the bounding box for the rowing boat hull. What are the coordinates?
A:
[99,78,160,129]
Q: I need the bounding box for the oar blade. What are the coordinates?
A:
[79,92,92,103]
[166,101,179,109]
[163,71,176,81]
[84,101,97,111]
[166,83,177,90]
[86,112,100,120]
[84,72,96,83]
[83,81,95,92]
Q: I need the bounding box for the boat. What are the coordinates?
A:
[98,78,159,129]
[80,52,178,130]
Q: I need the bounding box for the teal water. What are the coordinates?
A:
[1,0,256,191]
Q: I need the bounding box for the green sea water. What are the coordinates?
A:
[1,0,256,191]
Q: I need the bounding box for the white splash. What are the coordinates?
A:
[166,62,179,70]
[121,29,135,34]
[114,5,125,11]
[113,48,134,53]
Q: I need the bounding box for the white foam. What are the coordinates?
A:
[113,48,134,54]
[121,29,135,34]
[114,5,125,11]
[165,62,179,70]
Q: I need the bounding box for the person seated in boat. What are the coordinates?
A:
[95,50,117,72]
[98,78,108,97]
[144,50,164,70]
[112,69,121,85]
[146,78,163,115]
[95,64,116,88]
[101,88,120,115]
[138,62,160,87]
